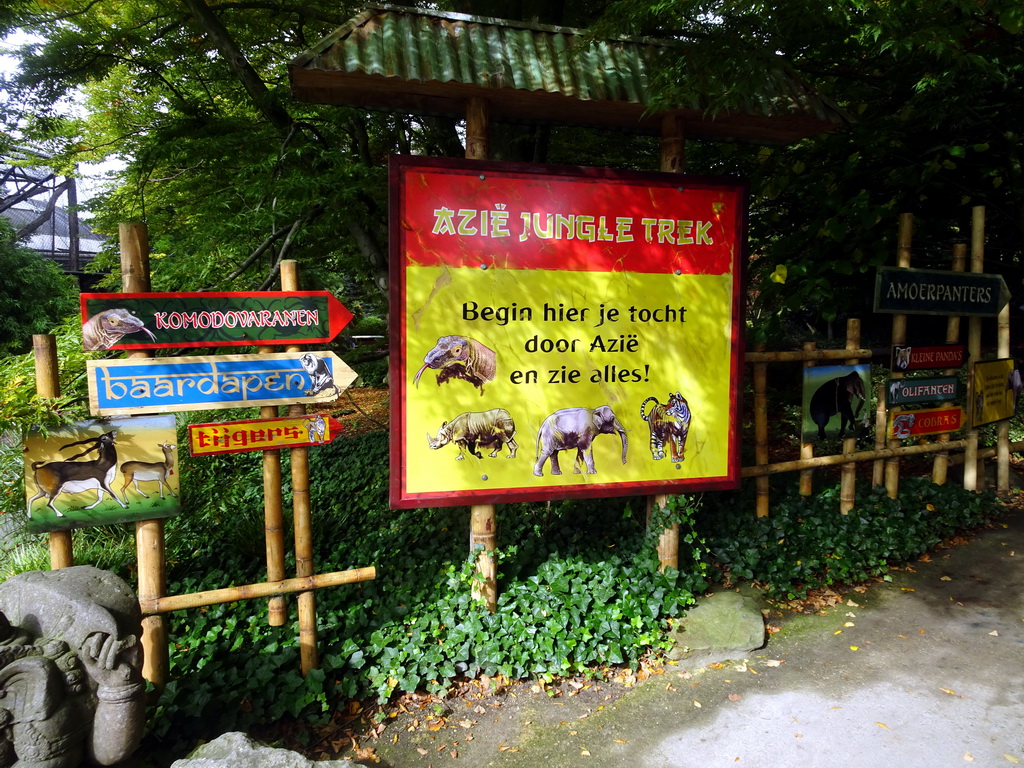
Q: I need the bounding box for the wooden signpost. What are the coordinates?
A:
[80,291,353,350]
[889,406,964,439]
[86,352,356,416]
[874,266,1009,316]
[188,415,345,456]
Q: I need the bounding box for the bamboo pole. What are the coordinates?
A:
[470,505,498,610]
[258,349,287,627]
[964,207,985,491]
[932,243,967,485]
[139,567,377,615]
[799,342,816,496]
[745,348,872,364]
[466,98,489,161]
[643,114,688,558]
[753,343,769,517]
[996,251,1011,493]
[660,114,685,174]
[121,222,169,692]
[839,319,860,514]
[742,438,974,478]
[32,334,74,569]
[646,494,679,572]
[465,97,501,606]
[885,213,914,498]
[280,260,319,674]
[872,383,886,486]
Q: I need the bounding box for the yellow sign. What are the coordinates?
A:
[972,358,1019,427]
[188,415,343,456]
[391,158,746,508]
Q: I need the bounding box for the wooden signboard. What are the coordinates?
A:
[891,344,966,372]
[874,266,1009,317]
[972,358,1019,427]
[885,376,960,407]
[80,291,352,350]
[889,407,964,439]
[189,415,345,456]
[390,157,746,509]
[87,352,356,416]
[24,415,180,532]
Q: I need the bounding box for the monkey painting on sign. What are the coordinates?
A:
[803,365,869,442]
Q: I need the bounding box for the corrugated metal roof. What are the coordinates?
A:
[289,5,847,144]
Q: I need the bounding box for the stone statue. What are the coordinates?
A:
[0,566,146,767]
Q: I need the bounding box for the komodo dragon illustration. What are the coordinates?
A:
[413,335,496,395]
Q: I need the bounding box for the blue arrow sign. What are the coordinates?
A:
[87,352,356,416]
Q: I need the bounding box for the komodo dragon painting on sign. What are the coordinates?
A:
[413,335,496,395]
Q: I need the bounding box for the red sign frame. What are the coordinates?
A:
[389,156,747,509]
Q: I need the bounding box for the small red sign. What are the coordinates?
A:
[891,344,966,372]
[889,407,964,439]
[188,415,344,455]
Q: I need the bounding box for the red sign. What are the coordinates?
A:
[80,291,352,350]
[889,407,964,439]
[188,415,344,456]
[891,344,966,372]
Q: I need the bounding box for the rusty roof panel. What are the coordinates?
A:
[290,5,848,144]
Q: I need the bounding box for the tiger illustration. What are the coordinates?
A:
[639,392,692,462]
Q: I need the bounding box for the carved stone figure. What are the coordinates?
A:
[533,405,628,477]
[0,566,146,767]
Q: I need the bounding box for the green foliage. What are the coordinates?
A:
[0,220,78,357]
[701,476,994,600]
[0,315,94,437]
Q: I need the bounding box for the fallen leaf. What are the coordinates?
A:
[964,753,974,761]
[876,722,889,730]
[940,576,953,581]
[764,659,783,667]
[844,622,855,627]
[834,630,844,635]
[459,719,475,729]
[989,630,999,637]
[940,688,956,695]
[847,600,860,607]
[729,694,742,702]
[581,749,592,757]
[901,587,916,592]
[666,684,676,691]
[849,646,859,651]
[417,748,428,756]
[614,739,629,744]
[693,700,702,708]
[1005,755,1021,764]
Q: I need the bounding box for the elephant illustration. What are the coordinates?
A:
[533,405,628,477]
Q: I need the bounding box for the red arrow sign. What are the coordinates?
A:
[188,415,345,456]
[80,291,352,350]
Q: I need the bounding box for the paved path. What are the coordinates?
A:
[374,504,1024,768]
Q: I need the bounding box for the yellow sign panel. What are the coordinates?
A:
[972,358,1019,427]
[391,158,746,508]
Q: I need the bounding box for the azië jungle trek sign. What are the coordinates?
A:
[390,157,746,508]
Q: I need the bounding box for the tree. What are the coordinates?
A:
[0,219,78,356]
[594,0,1024,339]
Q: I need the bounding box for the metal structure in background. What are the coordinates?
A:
[0,154,107,288]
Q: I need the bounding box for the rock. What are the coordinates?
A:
[667,590,766,667]
[170,732,351,768]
